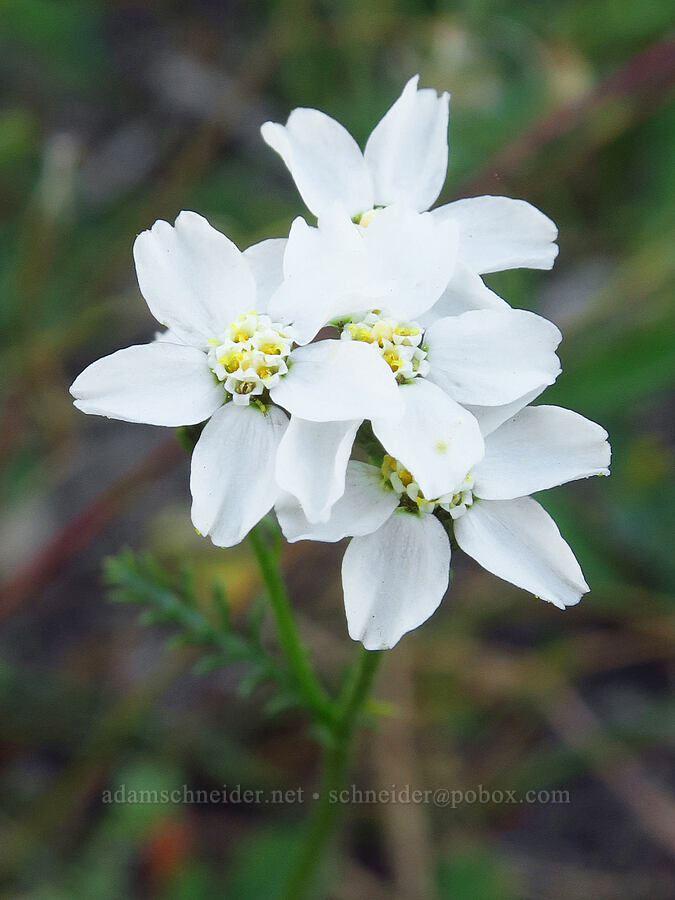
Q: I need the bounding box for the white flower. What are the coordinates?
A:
[261,75,559,294]
[276,403,611,650]
[70,211,402,546]
[268,203,562,521]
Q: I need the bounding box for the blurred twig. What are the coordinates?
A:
[0,435,183,620]
[370,648,434,900]
[418,630,675,860]
[457,36,675,196]
[541,686,675,861]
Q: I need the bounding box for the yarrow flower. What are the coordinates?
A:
[260,76,567,523]
[70,211,402,547]
[276,402,611,649]
[262,74,560,308]
[266,202,563,521]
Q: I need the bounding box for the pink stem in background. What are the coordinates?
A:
[0,436,183,620]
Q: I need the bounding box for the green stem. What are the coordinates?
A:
[248,524,383,896]
[248,525,335,728]
[281,647,382,900]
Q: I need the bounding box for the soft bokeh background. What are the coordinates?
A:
[1,1,674,897]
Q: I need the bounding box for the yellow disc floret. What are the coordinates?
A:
[352,207,381,228]
[207,311,293,406]
[382,455,475,518]
[341,311,429,383]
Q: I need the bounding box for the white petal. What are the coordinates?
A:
[364,75,450,212]
[70,342,223,426]
[473,406,611,500]
[268,212,375,344]
[343,511,450,650]
[190,404,288,547]
[271,206,458,339]
[243,237,287,312]
[425,309,561,406]
[261,109,373,218]
[466,386,547,437]
[275,418,360,523]
[363,204,459,320]
[133,211,256,346]
[454,497,588,608]
[270,340,403,422]
[433,196,559,274]
[418,261,508,327]
[372,380,484,499]
[276,461,398,543]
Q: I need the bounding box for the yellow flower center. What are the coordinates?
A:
[382,455,475,518]
[207,310,293,406]
[341,312,429,383]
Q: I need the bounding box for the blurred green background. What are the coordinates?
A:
[1,1,674,898]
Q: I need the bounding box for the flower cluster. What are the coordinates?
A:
[71,76,610,649]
